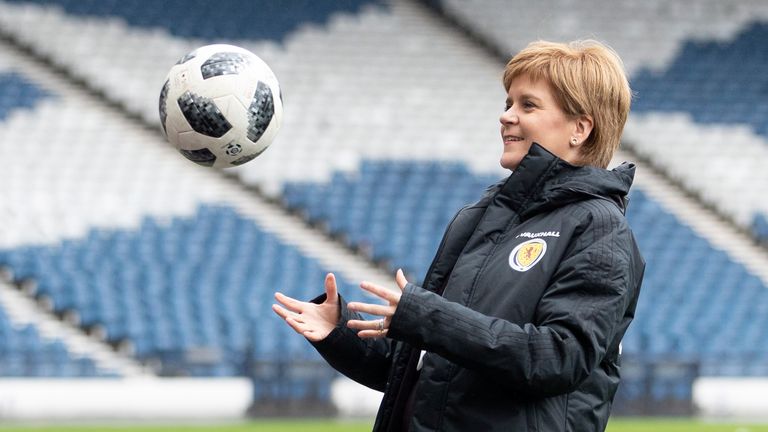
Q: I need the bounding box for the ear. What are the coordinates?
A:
[571,114,594,147]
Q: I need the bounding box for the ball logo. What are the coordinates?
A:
[509,238,547,272]
[225,143,242,156]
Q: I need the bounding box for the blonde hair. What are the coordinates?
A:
[503,40,631,168]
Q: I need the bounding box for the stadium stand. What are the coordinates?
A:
[431,0,768,242]
[624,190,768,374]
[0,26,383,411]
[0,0,384,42]
[0,67,123,377]
[284,160,502,280]
[631,22,768,137]
[0,0,768,418]
[0,0,508,193]
[0,205,353,380]
[0,305,108,377]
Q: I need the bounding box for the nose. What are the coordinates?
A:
[500,106,518,125]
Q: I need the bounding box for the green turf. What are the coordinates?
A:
[0,421,370,432]
[606,418,768,432]
[1,419,768,432]
[0,422,370,432]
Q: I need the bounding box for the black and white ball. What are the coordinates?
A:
[159,44,282,168]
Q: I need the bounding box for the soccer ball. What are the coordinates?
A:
[159,44,283,168]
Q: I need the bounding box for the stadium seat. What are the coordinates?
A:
[0,307,109,377]
[0,204,360,378]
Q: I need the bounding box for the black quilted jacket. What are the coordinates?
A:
[311,143,645,431]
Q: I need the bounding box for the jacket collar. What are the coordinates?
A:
[494,143,635,218]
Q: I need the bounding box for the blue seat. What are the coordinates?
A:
[0,310,108,377]
[632,22,768,146]
[4,0,387,42]
[1,204,363,381]
[0,72,54,121]
[284,159,501,280]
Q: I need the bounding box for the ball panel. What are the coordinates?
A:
[159,79,170,135]
[230,149,265,166]
[176,50,198,65]
[177,91,232,138]
[211,95,239,120]
[201,52,251,80]
[163,121,184,150]
[179,147,217,167]
[247,81,275,143]
[187,75,247,100]
[165,100,194,134]
[177,129,225,151]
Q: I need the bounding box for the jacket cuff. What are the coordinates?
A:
[387,283,422,344]
[311,322,349,352]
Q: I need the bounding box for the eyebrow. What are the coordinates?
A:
[506,93,543,105]
[520,93,543,102]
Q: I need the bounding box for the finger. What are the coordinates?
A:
[395,268,408,291]
[272,303,290,320]
[284,316,310,335]
[347,319,386,331]
[347,302,394,317]
[274,292,304,314]
[272,304,303,322]
[359,281,401,303]
[357,329,388,339]
[324,273,338,305]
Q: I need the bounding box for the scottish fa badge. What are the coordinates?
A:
[509,238,547,272]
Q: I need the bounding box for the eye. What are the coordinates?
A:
[523,100,537,109]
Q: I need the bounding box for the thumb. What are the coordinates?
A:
[395,268,408,291]
[324,273,339,304]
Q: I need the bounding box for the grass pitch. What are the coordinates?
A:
[607,418,768,432]
[1,418,768,431]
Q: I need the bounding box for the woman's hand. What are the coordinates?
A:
[346,269,408,339]
[272,273,340,342]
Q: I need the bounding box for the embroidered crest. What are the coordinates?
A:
[509,238,547,272]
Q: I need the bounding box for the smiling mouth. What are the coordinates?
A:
[503,136,524,143]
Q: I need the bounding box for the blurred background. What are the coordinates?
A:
[0,0,768,428]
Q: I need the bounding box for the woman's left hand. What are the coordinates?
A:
[347,269,408,339]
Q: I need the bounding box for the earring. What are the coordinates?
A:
[570,137,578,145]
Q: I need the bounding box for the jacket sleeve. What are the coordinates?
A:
[309,293,393,392]
[387,210,641,398]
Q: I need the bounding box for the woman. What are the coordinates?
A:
[273,40,645,432]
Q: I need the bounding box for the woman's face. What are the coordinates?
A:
[499,75,589,170]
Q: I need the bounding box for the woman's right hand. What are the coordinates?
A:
[272,273,340,342]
